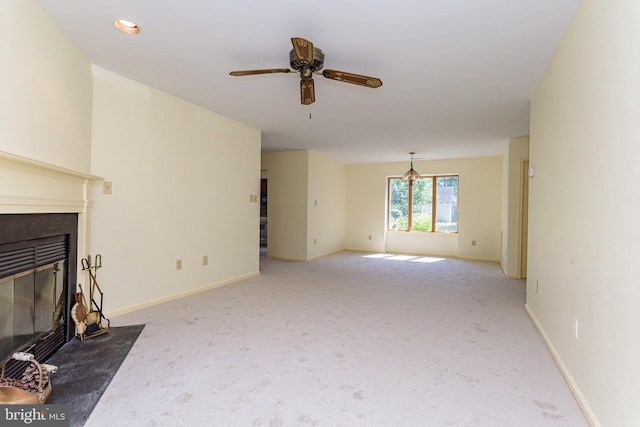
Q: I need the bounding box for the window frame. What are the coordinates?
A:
[387,174,459,233]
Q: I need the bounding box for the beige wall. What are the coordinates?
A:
[528,1,640,425]
[345,163,388,253]
[501,136,529,278]
[261,150,346,261]
[0,0,92,173]
[1,1,263,316]
[346,157,502,260]
[0,0,95,266]
[266,154,502,261]
[90,66,262,315]
[261,151,309,260]
[307,151,347,259]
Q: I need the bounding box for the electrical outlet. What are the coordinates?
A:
[176,259,182,270]
[203,255,208,266]
[103,181,112,194]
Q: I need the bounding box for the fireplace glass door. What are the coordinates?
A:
[0,261,65,362]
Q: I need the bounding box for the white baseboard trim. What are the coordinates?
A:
[307,248,344,261]
[524,304,600,427]
[457,255,500,263]
[106,271,260,319]
[267,248,344,262]
[266,255,307,262]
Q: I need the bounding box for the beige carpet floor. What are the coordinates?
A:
[85,251,587,426]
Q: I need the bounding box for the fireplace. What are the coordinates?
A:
[0,213,78,376]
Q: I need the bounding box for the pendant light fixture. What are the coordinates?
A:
[402,152,422,182]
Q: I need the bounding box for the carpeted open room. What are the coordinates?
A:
[79,252,586,426]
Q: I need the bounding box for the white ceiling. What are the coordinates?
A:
[37,0,580,164]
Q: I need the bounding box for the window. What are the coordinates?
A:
[388,175,458,232]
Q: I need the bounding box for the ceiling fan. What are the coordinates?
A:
[229,37,383,105]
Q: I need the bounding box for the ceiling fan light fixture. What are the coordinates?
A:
[402,152,422,182]
[114,19,141,35]
[229,37,383,105]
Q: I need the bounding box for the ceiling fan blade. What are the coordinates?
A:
[300,79,315,105]
[322,69,383,88]
[229,68,291,76]
[291,37,314,64]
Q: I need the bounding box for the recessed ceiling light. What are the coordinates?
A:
[113,19,141,35]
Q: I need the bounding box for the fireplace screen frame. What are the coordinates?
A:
[0,213,78,364]
[0,257,66,361]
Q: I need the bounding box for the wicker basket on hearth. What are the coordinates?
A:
[0,352,57,404]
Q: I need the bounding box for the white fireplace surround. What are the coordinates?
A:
[0,150,102,285]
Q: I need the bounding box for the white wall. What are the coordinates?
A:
[527,1,640,425]
[346,157,502,260]
[501,136,529,278]
[0,0,92,173]
[90,66,262,315]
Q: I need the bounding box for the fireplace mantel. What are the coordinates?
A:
[0,150,102,214]
[0,150,104,295]
[0,150,101,181]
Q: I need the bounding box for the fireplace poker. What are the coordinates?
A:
[81,256,109,324]
[80,254,111,338]
[81,255,100,304]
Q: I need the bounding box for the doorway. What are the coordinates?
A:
[519,160,529,278]
[260,172,267,256]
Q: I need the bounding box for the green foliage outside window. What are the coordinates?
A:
[388,175,458,232]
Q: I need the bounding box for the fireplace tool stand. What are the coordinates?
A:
[73,254,110,341]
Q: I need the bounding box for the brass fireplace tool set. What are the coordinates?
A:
[71,254,111,341]
[1,254,111,404]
